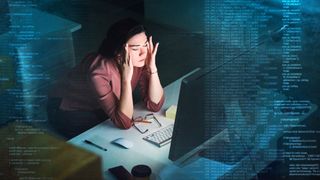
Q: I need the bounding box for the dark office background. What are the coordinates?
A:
[1,0,320,179]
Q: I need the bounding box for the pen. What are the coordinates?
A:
[84,140,108,151]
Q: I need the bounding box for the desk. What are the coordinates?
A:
[68,67,318,179]
[68,70,197,179]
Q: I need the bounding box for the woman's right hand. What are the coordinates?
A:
[121,44,133,83]
[118,44,134,121]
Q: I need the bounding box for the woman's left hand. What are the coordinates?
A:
[147,36,159,73]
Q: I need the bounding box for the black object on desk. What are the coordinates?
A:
[131,165,152,179]
[84,139,108,151]
[109,166,133,180]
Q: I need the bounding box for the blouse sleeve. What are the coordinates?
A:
[89,62,133,129]
[139,68,165,112]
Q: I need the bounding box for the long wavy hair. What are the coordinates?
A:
[98,18,147,64]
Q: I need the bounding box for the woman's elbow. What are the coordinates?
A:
[111,111,133,129]
[112,118,133,129]
[146,103,162,112]
[118,123,132,130]
[146,98,164,112]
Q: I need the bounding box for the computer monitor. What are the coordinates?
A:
[168,66,234,162]
[168,25,291,163]
[168,24,319,168]
[168,68,207,161]
[168,63,272,166]
[169,64,317,167]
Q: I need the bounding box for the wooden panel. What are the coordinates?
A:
[0,122,103,180]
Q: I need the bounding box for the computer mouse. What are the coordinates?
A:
[112,138,134,149]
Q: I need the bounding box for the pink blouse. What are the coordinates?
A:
[54,53,165,129]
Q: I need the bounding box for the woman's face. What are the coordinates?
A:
[126,32,148,67]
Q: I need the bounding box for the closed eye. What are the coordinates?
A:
[130,41,148,51]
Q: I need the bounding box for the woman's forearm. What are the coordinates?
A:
[119,80,133,118]
[148,70,164,103]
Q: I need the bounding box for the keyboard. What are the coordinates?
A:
[143,124,174,147]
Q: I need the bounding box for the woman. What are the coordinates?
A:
[47,18,165,139]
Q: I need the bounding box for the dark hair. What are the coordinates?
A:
[98,18,147,59]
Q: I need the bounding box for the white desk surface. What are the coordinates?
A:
[68,70,197,179]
